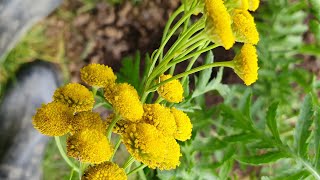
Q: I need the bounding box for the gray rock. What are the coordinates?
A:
[0,0,62,61]
[0,61,61,180]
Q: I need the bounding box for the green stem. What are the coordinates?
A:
[123,156,135,170]
[299,158,320,180]
[148,61,234,91]
[127,164,148,175]
[91,86,98,97]
[110,138,122,161]
[181,41,210,85]
[79,162,82,179]
[69,169,74,180]
[106,114,121,140]
[54,136,80,173]
[147,5,199,77]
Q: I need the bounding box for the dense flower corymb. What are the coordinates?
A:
[231,9,259,45]
[83,162,127,180]
[157,74,184,103]
[171,108,192,141]
[53,83,94,112]
[104,83,143,121]
[204,0,235,49]
[80,64,117,87]
[142,104,177,136]
[32,102,72,136]
[67,129,113,164]
[233,44,258,86]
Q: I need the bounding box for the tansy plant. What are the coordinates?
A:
[33,0,261,179]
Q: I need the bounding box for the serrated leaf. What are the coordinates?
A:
[310,20,320,43]
[219,104,254,130]
[266,102,281,142]
[236,151,288,165]
[117,52,141,93]
[294,94,314,158]
[273,169,309,180]
[223,133,257,143]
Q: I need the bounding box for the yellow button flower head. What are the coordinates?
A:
[248,0,259,11]
[67,129,113,164]
[204,0,235,49]
[233,44,258,86]
[33,102,72,136]
[80,64,117,87]
[142,104,177,137]
[231,9,259,45]
[157,74,184,103]
[104,83,143,121]
[122,123,167,169]
[71,111,106,134]
[83,162,127,180]
[171,108,193,141]
[53,83,94,113]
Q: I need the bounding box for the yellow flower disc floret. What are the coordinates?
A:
[71,111,106,134]
[231,9,259,45]
[83,162,127,180]
[67,129,113,164]
[233,44,258,86]
[157,74,184,103]
[53,83,94,112]
[106,114,129,135]
[80,64,117,87]
[171,108,193,141]
[204,0,235,49]
[248,0,259,11]
[32,102,72,136]
[224,0,249,10]
[122,123,167,169]
[104,83,143,121]
[142,104,177,136]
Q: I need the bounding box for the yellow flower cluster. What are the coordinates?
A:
[118,104,192,170]
[203,0,260,85]
[83,162,127,180]
[80,64,117,87]
[233,44,259,85]
[67,129,113,164]
[53,83,94,112]
[204,0,260,47]
[204,0,235,50]
[105,83,143,121]
[33,102,73,136]
[157,74,184,103]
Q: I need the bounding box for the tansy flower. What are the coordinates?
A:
[142,104,177,137]
[171,108,193,141]
[67,129,113,164]
[248,0,259,11]
[104,83,143,121]
[83,162,127,180]
[159,137,181,170]
[231,9,259,45]
[32,102,72,136]
[204,0,235,49]
[106,114,129,135]
[53,83,94,112]
[71,111,106,134]
[80,64,117,87]
[122,123,167,169]
[157,74,184,103]
[232,44,258,86]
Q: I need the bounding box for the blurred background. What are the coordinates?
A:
[0,0,319,179]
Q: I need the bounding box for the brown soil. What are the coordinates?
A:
[46,0,180,82]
